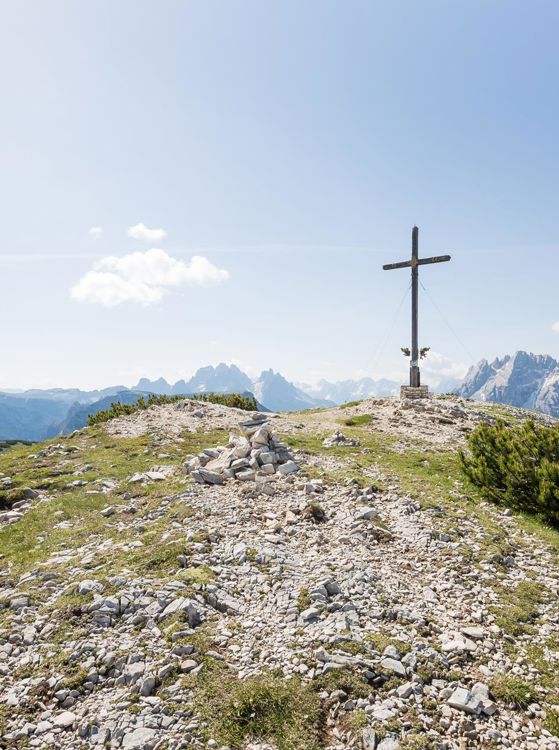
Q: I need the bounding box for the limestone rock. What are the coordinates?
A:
[447,686,482,714]
[53,711,76,729]
[186,422,299,486]
[121,727,158,750]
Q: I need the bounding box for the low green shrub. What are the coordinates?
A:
[544,709,559,738]
[460,419,559,525]
[194,392,258,411]
[0,487,29,510]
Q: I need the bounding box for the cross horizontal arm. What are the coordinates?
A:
[383,260,411,271]
[417,254,451,266]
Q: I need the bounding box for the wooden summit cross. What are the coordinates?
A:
[383,226,451,390]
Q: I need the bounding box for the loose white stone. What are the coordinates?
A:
[447,687,482,714]
[53,711,76,729]
[380,657,406,677]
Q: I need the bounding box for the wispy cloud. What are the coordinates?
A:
[89,226,103,239]
[127,222,167,242]
[552,322,559,333]
[71,248,229,307]
[0,254,104,262]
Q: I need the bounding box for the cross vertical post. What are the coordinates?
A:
[411,226,419,387]
[382,227,451,393]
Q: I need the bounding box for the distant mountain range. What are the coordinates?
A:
[457,351,559,417]
[0,364,402,441]
[4,353,557,442]
[132,366,336,411]
[131,366,401,411]
[297,377,400,403]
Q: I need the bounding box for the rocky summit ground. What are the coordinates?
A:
[0,395,558,750]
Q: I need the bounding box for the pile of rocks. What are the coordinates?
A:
[183,415,299,490]
[322,430,360,447]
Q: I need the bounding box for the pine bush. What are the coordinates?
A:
[460,419,559,525]
[88,392,258,426]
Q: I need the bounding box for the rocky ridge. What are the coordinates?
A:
[458,351,559,418]
[0,395,557,749]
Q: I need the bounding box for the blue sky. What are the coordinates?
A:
[1,0,558,389]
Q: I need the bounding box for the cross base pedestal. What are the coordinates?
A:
[400,385,430,400]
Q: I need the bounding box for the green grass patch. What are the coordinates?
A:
[297,587,311,612]
[192,668,323,750]
[336,640,368,657]
[522,640,559,718]
[489,675,534,709]
[346,709,368,731]
[342,414,373,427]
[0,427,225,576]
[492,579,546,636]
[366,631,412,655]
[120,536,187,576]
[544,709,559,738]
[313,667,371,699]
[177,565,215,586]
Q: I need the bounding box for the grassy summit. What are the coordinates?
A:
[0,395,557,748]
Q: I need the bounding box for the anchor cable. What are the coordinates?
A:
[368,280,411,373]
[419,280,475,363]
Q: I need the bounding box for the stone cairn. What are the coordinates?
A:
[322,430,360,447]
[183,414,299,493]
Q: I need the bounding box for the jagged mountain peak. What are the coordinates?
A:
[253,370,333,412]
[457,351,559,416]
[186,363,253,394]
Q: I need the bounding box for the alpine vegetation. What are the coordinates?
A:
[460,419,559,525]
[0,395,558,749]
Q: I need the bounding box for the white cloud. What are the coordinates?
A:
[420,351,468,386]
[89,226,103,239]
[127,222,167,242]
[552,321,559,333]
[71,248,229,307]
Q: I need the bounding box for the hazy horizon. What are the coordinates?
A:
[2,1,558,391]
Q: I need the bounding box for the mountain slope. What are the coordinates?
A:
[183,363,253,394]
[133,364,254,397]
[457,351,559,416]
[10,386,129,403]
[56,391,147,434]
[253,369,334,411]
[0,396,557,748]
[135,377,174,396]
[0,394,70,440]
[0,387,137,441]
